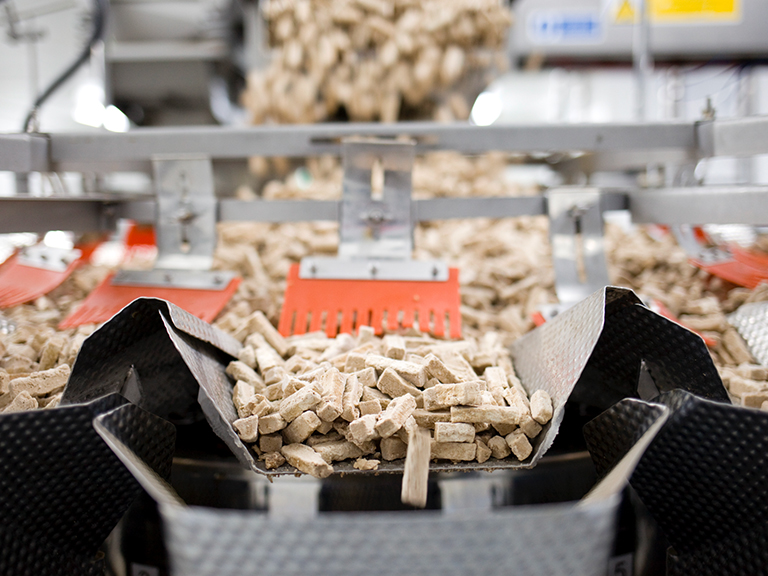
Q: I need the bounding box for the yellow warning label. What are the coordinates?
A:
[652,0,740,22]
[615,0,636,23]
[614,0,740,23]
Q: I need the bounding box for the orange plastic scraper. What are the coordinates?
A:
[278,139,462,339]
[60,157,240,328]
[0,244,82,308]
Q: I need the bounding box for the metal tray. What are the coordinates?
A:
[0,393,175,575]
[584,390,768,576]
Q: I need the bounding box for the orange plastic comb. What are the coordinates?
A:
[60,272,240,328]
[0,245,82,308]
[279,264,461,338]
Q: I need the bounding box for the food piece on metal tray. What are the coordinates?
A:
[281,443,333,479]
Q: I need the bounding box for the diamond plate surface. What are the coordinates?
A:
[583,398,668,481]
[582,304,727,405]
[510,287,648,464]
[161,495,619,576]
[63,298,239,423]
[0,394,174,574]
[585,390,768,574]
[729,301,768,366]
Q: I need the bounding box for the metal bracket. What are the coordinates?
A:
[153,156,217,271]
[547,187,611,306]
[338,138,415,260]
[300,138,449,281]
[112,156,230,290]
[17,244,81,272]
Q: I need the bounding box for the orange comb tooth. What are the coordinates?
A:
[0,250,81,309]
[432,309,446,338]
[371,308,385,335]
[401,307,415,329]
[325,309,340,338]
[339,307,355,335]
[308,309,323,334]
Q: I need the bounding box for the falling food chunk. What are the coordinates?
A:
[401,425,431,508]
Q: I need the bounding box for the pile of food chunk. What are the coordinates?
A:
[227,310,552,504]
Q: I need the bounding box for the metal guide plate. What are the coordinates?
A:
[298,257,449,281]
[159,496,620,576]
[585,391,768,574]
[16,244,82,272]
[0,394,173,574]
[64,298,240,422]
[112,269,238,291]
[511,286,728,467]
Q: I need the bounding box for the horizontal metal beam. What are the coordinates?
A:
[413,197,545,220]
[697,117,768,158]
[0,134,49,172]
[0,197,125,234]
[44,122,698,171]
[628,186,768,225]
[1,186,766,235]
[219,200,339,222]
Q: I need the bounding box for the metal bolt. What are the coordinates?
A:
[432,266,439,278]
[369,263,378,277]
[213,275,223,285]
[310,264,317,276]
[164,273,173,284]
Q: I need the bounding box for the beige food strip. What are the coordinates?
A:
[262,451,286,470]
[283,410,322,443]
[487,435,511,459]
[530,390,553,425]
[233,415,260,443]
[384,335,406,360]
[281,443,333,479]
[354,457,380,471]
[423,381,482,410]
[365,355,427,387]
[431,441,477,461]
[259,412,287,434]
[434,422,475,443]
[358,398,382,416]
[9,364,70,398]
[347,411,379,442]
[411,408,450,428]
[377,367,422,400]
[354,367,377,387]
[248,310,289,357]
[505,429,533,461]
[381,436,408,460]
[375,393,417,438]
[316,367,345,422]
[279,385,321,422]
[484,366,508,406]
[450,405,519,425]
[313,440,363,463]
[341,373,362,421]
[3,390,38,413]
[475,438,492,464]
[227,361,265,391]
[425,353,460,383]
[259,433,283,453]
